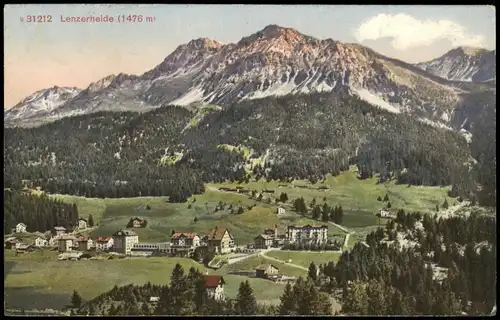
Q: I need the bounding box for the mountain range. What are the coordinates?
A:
[415,46,496,83]
[4,25,496,129]
[4,25,496,207]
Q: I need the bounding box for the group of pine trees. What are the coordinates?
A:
[3,189,78,233]
[317,210,496,316]
[293,197,344,224]
[72,264,276,316]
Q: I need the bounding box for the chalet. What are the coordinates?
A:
[34,235,48,247]
[77,218,88,230]
[170,232,200,257]
[5,237,20,249]
[16,244,34,253]
[204,275,225,301]
[255,264,279,279]
[254,234,274,249]
[95,237,114,252]
[277,207,286,215]
[287,225,328,245]
[129,217,147,228]
[15,223,27,233]
[53,226,67,236]
[379,209,390,218]
[113,229,139,255]
[206,227,234,254]
[58,236,77,252]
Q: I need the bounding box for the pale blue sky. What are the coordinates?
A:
[4,4,496,107]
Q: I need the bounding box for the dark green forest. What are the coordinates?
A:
[4,91,494,205]
[323,210,496,316]
[4,190,79,233]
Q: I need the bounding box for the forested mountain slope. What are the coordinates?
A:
[4,92,475,202]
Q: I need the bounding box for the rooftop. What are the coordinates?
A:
[288,224,328,229]
[207,227,232,241]
[255,264,278,271]
[204,275,225,288]
[171,232,198,239]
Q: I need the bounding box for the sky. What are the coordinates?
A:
[4,4,496,108]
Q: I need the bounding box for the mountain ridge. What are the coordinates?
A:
[415,46,496,83]
[4,25,494,129]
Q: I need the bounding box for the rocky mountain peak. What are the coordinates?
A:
[187,38,224,51]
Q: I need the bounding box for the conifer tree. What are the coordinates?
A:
[71,290,83,308]
[308,262,318,281]
[234,280,257,315]
[88,214,94,227]
[278,282,295,315]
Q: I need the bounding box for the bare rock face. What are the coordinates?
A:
[415,46,496,83]
[5,25,494,128]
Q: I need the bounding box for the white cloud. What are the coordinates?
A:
[354,13,486,50]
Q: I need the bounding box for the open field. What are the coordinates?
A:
[48,189,321,245]
[212,166,455,229]
[40,167,452,246]
[4,249,289,309]
[265,250,341,268]
[220,254,307,278]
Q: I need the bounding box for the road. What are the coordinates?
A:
[226,247,276,265]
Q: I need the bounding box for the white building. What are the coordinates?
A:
[77,219,88,230]
[380,209,390,217]
[34,236,48,247]
[113,229,139,255]
[277,207,286,215]
[15,223,27,233]
[286,225,328,245]
[53,226,67,236]
[95,237,114,252]
[204,275,225,301]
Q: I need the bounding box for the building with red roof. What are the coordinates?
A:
[203,275,225,301]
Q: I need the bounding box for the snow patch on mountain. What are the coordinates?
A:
[169,88,205,106]
[351,88,400,113]
[4,86,82,122]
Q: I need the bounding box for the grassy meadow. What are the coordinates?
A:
[4,249,290,309]
[5,167,457,310]
[265,250,341,269]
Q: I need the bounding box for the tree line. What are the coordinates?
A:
[4,91,479,202]
[316,210,496,315]
[4,189,78,234]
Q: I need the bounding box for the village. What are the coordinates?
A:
[5,206,351,302]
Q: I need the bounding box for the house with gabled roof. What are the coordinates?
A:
[77,218,88,230]
[170,232,200,257]
[95,237,114,252]
[34,234,48,247]
[127,217,147,228]
[53,226,67,236]
[15,223,27,233]
[206,227,234,255]
[255,263,279,279]
[204,275,225,301]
